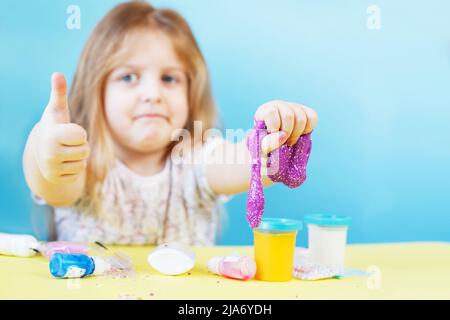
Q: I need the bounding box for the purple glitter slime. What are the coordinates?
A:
[246,120,312,228]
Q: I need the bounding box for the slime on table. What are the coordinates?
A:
[246,120,312,228]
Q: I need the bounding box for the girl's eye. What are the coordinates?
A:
[162,74,178,84]
[120,73,138,83]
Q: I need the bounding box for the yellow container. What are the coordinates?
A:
[253,218,302,282]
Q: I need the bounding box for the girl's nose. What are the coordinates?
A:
[140,80,163,104]
[142,94,162,104]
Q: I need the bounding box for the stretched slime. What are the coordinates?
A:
[246,120,312,228]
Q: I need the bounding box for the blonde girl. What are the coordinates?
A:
[23,1,318,245]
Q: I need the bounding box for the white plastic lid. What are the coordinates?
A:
[147,243,196,275]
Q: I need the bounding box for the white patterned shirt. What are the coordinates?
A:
[32,139,230,245]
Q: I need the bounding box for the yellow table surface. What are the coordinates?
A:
[1,242,449,300]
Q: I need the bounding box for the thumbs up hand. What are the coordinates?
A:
[34,73,90,184]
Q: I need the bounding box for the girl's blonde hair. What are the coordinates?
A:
[69,0,220,215]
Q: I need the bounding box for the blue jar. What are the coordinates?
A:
[50,253,107,278]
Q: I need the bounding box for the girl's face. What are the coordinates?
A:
[104,30,189,156]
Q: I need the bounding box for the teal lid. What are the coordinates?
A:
[304,214,351,227]
[256,218,302,231]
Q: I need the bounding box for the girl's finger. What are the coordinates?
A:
[59,144,90,162]
[260,131,287,156]
[277,102,295,144]
[254,102,281,133]
[302,105,319,134]
[260,156,268,175]
[57,174,80,184]
[286,103,307,146]
[59,160,86,175]
[54,123,88,146]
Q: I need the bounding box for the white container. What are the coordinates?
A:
[147,243,196,275]
[304,214,351,271]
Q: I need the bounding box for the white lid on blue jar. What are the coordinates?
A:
[304,214,351,227]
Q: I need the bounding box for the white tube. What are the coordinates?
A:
[0,232,39,257]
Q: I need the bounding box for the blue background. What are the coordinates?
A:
[1,0,449,246]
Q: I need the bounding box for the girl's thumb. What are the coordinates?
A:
[42,72,71,124]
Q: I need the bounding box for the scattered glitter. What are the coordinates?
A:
[293,263,340,281]
[118,293,142,300]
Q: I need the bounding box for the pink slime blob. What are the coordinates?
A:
[246,120,312,228]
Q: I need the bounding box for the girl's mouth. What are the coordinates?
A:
[133,114,169,122]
